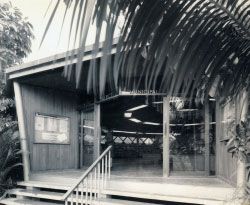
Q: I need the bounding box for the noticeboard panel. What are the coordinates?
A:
[34,113,70,144]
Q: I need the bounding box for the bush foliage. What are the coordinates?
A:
[0,2,33,197]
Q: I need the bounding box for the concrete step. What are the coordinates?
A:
[103,189,224,205]
[14,180,233,205]
[7,189,106,204]
[0,197,163,205]
[4,187,224,205]
[15,182,163,205]
[97,198,163,205]
[106,180,234,201]
[7,189,64,201]
[17,181,100,196]
[0,198,61,205]
[18,180,71,191]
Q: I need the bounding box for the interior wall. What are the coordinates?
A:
[20,84,79,171]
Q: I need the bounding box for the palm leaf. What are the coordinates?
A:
[42,0,250,100]
[39,0,60,48]
[0,163,22,183]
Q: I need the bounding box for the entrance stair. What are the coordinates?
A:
[0,178,234,205]
[0,183,164,205]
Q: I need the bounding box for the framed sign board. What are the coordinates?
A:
[34,113,70,144]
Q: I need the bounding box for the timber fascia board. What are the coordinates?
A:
[6,38,118,80]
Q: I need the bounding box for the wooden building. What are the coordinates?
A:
[1,43,248,205]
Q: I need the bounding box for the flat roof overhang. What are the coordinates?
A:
[5,39,118,96]
[6,38,119,80]
[6,38,166,99]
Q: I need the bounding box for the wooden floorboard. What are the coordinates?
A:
[25,169,235,204]
[30,169,233,187]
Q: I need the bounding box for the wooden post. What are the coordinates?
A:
[215,98,221,176]
[13,81,30,181]
[80,111,84,168]
[163,96,170,177]
[237,90,248,197]
[94,103,101,159]
[204,99,210,176]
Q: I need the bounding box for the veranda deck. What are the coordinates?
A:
[25,168,236,205]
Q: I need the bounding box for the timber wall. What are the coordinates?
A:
[217,140,237,185]
[20,84,79,171]
[216,91,250,185]
[216,99,237,185]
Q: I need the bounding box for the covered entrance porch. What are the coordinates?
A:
[3,46,239,204]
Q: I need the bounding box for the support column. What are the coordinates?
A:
[163,96,170,177]
[94,103,101,159]
[215,98,221,176]
[80,111,84,168]
[204,99,210,176]
[13,81,30,181]
[237,90,248,196]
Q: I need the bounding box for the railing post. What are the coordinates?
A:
[94,167,97,199]
[85,177,88,204]
[63,146,112,204]
[76,187,79,204]
[105,155,108,187]
[70,193,73,205]
[90,173,93,204]
[81,181,84,205]
[98,163,101,201]
[101,158,104,189]
[108,150,111,179]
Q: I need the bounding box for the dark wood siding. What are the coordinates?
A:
[21,84,79,171]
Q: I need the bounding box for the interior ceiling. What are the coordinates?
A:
[101,96,163,135]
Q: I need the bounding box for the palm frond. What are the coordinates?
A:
[39,0,60,48]
[43,0,250,100]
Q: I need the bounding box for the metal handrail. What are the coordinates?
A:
[63,145,112,204]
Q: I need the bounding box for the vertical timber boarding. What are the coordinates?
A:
[20,84,79,171]
[163,96,170,177]
[13,81,30,181]
[218,89,249,190]
[215,92,248,185]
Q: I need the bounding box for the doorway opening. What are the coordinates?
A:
[101,96,163,177]
[79,96,216,177]
[168,97,216,176]
[79,108,95,168]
